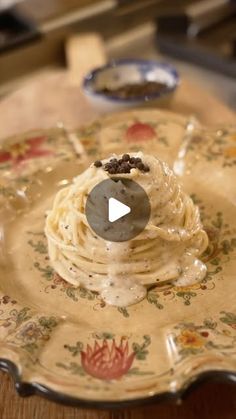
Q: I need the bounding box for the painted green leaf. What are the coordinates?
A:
[34,262,54,280]
[146,292,163,309]
[39,316,58,330]
[78,288,96,300]
[127,367,154,376]
[56,361,86,376]
[28,239,47,254]
[132,335,151,360]
[66,288,78,301]
[92,332,114,340]
[22,342,38,353]
[14,308,32,326]
[220,311,236,325]
[64,341,84,356]
[117,307,129,318]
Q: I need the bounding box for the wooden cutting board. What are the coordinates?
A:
[0,67,234,141]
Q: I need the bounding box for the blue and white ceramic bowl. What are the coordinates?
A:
[83,59,179,112]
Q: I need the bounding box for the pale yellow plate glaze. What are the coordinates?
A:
[0,110,235,407]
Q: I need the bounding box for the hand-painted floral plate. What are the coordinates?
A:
[0,110,235,408]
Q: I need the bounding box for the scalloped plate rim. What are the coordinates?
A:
[0,359,235,409]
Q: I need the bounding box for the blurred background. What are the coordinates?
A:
[0,0,235,107]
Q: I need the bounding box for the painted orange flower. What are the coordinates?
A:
[81,338,135,380]
[227,133,236,142]
[224,147,236,158]
[176,329,205,349]
[173,284,201,293]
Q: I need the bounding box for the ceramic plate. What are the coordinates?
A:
[0,110,235,408]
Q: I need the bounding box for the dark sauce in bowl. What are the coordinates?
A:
[95,81,169,99]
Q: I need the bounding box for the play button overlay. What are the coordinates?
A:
[85,178,151,242]
[108,198,131,222]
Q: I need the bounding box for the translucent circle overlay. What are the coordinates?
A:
[85,178,151,242]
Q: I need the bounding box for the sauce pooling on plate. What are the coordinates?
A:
[45,152,208,307]
[101,241,147,307]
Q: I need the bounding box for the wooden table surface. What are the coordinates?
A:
[0,69,235,141]
[0,69,235,418]
[0,370,235,419]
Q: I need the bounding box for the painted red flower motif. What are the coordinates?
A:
[81,339,135,380]
[125,122,156,142]
[0,136,53,166]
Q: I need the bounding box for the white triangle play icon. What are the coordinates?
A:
[108,197,131,223]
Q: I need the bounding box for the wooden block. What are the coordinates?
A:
[65,33,107,86]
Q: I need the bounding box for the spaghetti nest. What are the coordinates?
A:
[45,152,208,300]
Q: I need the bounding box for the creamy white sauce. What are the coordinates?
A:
[174,252,207,287]
[100,241,147,307]
[100,278,147,307]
